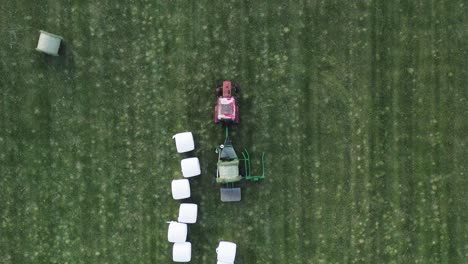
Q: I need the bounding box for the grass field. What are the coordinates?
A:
[1,0,468,263]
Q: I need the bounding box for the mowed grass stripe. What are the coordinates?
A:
[265,2,297,263]
[297,1,320,263]
[439,0,461,260]
[411,2,444,261]
[369,1,408,262]
[343,2,373,263]
[0,2,44,260]
[314,2,350,262]
[428,1,452,262]
[447,1,468,260]
[446,1,468,262]
[1,2,34,258]
[143,2,173,261]
[395,1,421,261]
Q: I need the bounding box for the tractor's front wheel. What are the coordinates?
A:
[214,106,220,123]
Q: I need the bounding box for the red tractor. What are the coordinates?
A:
[214,81,240,124]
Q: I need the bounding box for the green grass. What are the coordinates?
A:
[1,0,468,263]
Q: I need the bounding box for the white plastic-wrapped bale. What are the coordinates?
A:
[173,242,191,262]
[36,31,63,56]
[167,221,188,243]
[171,179,191,200]
[180,157,201,178]
[178,203,198,224]
[216,241,237,264]
[172,132,195,153]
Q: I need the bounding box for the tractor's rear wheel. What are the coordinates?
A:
[216,87,222,97]
[234,83,240,94]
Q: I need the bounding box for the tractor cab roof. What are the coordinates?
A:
[217,97,236,119]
